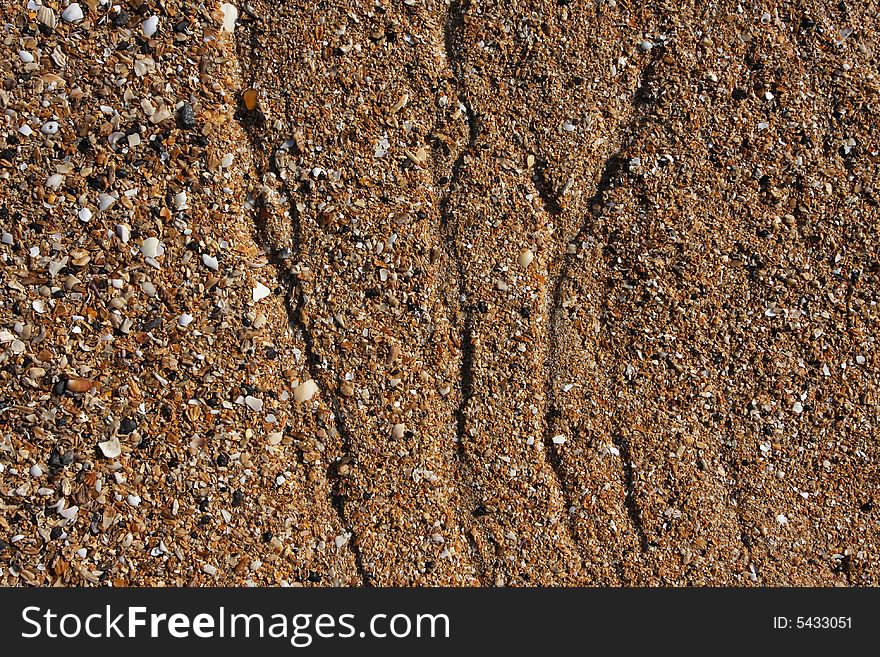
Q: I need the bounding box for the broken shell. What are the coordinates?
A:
[252,282,271,302]
[294,379,319,402]
[141,237,164,258]
[221,3,238,32]
[98,437,122,459]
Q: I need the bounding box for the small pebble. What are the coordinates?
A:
[19,51,34,64]
[178,313,194,327]
[41,121,59,135]
[242,88,259,111]
[66,377,94,393]
[29,464,43,478]
[518,249,534,268]
[202,254,219,270]
[127,494,142,507]
[119,419,138,435]
[245,395,263,411]
[177,102,196,129]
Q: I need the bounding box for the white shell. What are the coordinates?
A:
[252,282,271,302]
[142,16,159,37]
[61,3,84,23]
[98,437,122,459]
[221,3,238,32]
[294,379,319,403]
[141,237,164,258]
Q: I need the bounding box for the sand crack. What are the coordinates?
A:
[233,22,369,586]
[541,53,664,579]
[439,0,492,585]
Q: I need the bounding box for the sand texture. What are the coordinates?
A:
[1,0,878,586]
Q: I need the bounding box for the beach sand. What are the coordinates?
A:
[1,0,878,586]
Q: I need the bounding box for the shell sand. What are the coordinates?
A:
[0,0,877,586]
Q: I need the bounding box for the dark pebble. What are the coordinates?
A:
[48,448,63,468]
[216,453,229,467]
[177,102,196,129]
[113,11,130,27]
[61,450,75,466]
[50,526,63,540]
[119,418,138,434]
[141,317,162,331]
[0,539,8,552]
[307,572,322,582]
[232,490,244,507]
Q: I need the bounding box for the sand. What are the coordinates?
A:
[0,0,878,586]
